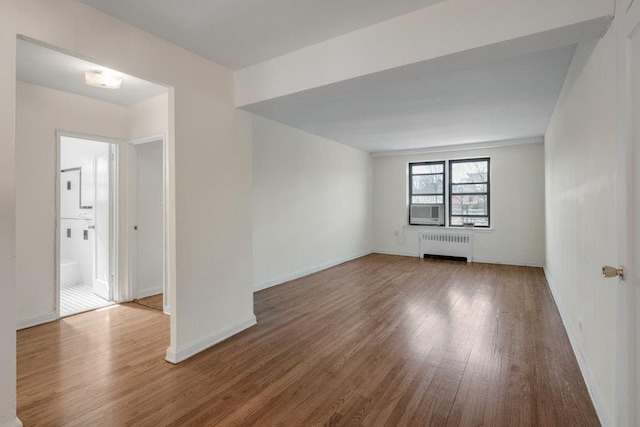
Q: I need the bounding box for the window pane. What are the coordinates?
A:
[451,160,488,183]
[451,183,487,194]
[412,175,443,195]
[412,163,443,174]
[450,195,488,215]
[412,195,444,204]
[450,216,489,227]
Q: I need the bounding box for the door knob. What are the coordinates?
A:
[602,265,625,280]
[88,225,95,230]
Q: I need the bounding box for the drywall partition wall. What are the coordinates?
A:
[4,8,254,425]
[15,81,128,327]
[0,10,17,425]
[372,142,545,266]
[252,115,373,290]
[128,93,169,141]
[544,18,618,424]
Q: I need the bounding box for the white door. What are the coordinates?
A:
[135,141,164,299]
[616,1,640,424]
[93,151,111,300]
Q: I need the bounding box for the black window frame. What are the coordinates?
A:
[408,161,446,226]
[407,157,491,228]
[449,157,490,228]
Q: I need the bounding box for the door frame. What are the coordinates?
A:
[55,130,120,318]
[127,134,169,314]
[616,0,639,424]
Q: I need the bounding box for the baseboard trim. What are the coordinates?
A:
[1,417,23,427]
[16,312,57,330]
[543,266,610,427]
[472,257,544,267]
[372,249,419,258]
[253,250,372,292]
[371,250,544,267]
[165,314,257,364]
[136,288,163,299]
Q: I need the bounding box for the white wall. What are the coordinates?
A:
[0,9,17,424]
[252,115,373,290]
[544,18,619,425]
[3,5,255,424]
[15,82,128,328]
[128,93,169,141]
[373,142,545,266]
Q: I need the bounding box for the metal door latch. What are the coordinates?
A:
[602,265,625,280]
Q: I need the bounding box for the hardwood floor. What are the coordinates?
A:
[17,254,600,426]
[134,293,164,311]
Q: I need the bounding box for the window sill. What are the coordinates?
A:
[403,225,493,233]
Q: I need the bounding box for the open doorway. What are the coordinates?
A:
[14,36,171,327]
[57,134,117,317]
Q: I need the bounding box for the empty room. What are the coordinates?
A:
[1,0,639,426]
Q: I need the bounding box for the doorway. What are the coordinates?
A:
[129,137,168,314]
[57,134,117,317]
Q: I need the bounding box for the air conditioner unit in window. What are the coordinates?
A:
[410,204,444,225]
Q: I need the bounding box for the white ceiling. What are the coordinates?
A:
[40,2,583,152]
[243,44,577,153]
[79,0,444,70]
[16,38,167,107]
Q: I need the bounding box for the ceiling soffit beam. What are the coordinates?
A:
[369,136,544,158]
[235,0,613,107]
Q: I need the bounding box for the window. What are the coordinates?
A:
[449,158,490,227]
[408,157,490,227]
[409,161,445,226]
[409,161,445,205]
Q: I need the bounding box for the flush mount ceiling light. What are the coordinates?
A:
[84,70,123,89]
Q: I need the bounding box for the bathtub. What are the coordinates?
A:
[60,258,80,288]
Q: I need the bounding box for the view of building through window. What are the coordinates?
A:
[409,158,490,227]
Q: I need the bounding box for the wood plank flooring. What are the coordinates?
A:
[134,293,164,311]
[17,254,600,426]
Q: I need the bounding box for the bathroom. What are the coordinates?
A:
[59,135,114,316]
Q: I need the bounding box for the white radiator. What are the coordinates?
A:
[419,231,474,262]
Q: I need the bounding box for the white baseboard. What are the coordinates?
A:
[372,250,544,267]
[543,266,610,427]
[16,312,57,330]
[165,314,257,364]
[372,249,419,258]
[253,250,372,292]
[1,417,23,427]
[472,257,544,267]
[136,288,163,299]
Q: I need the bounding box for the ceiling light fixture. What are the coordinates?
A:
[84,70,123,89]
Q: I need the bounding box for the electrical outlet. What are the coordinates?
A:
[578,318,583,333]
